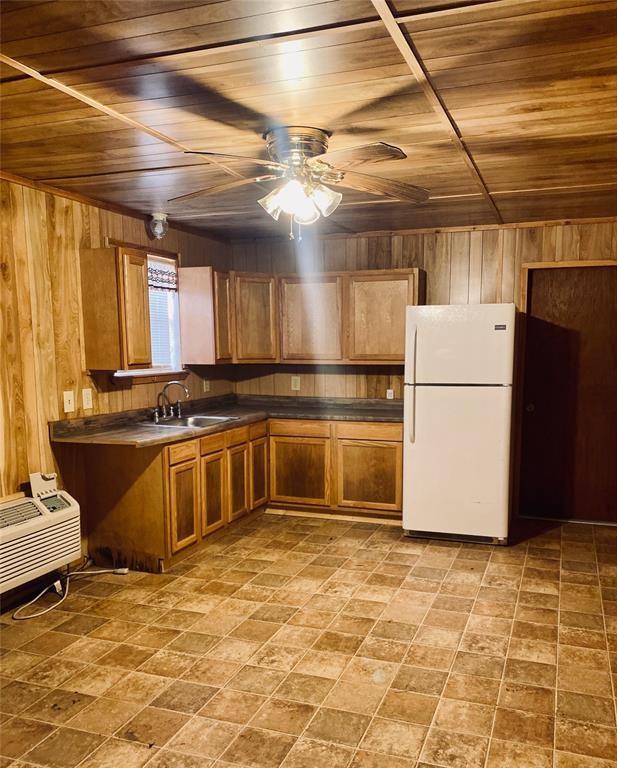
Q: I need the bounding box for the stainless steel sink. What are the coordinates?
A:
[142,415,239,428]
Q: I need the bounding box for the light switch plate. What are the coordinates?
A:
[202,379,210,392]
[63,390,75,412]
[82,388,93,409]
[386,389,395,400]
[291,375,301,391]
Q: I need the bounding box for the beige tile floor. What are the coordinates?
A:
[1,511,617,768]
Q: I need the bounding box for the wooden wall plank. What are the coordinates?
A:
[0,178,233,495]
[230,219,617,401]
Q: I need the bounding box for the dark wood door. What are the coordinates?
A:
[520,265,617,523]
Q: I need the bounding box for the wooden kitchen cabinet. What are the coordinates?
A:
[279,274,344,361]
[270,420,331,506]
[167,458,200,554]
[227,442,249,520]
[334,422,403,512]
[178,266,232,364]
[249,421,269,510]
[346,270,422,361]
[200,448,226,536]
[233,272,278,362]
[80,246,152,370]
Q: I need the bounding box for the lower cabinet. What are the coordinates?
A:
[250,435,268,509]
[269,419,402,514]
[227,442,249,521]
[200,448,226,536]
[166,423,266,555]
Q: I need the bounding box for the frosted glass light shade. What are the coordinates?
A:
[310,183,342,217]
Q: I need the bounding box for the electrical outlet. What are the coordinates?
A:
[63,390,75,412]
[202,379,210,393]
[386,389,395,400]
[291,375,301,391]
[82,388,93,409]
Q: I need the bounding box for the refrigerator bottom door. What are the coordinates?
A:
[403,385,512,539]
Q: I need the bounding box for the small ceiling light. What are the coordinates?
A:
[149,212,169,240]
[257,188,283,221]
[309,183,342,217]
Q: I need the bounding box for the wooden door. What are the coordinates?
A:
[336,439,402,512]
[270,436,330,506]
[249,437,268,510]
[347,271,416,361]
[227,443,249,521]
[119,249,151,367]
[520,264,617,523]
[233,273,278,361]
[280,275,343,360]
[168,459,199,553]
[201,450,226,536]
[214,271,233,362]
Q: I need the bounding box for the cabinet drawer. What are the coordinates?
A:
[225,425,249,446]
[249,420,267,440]
[168,440,198,466]
[334,422,403,442]
[200,433,226,456]
[268,419,331,438]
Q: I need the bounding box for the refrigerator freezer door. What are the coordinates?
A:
[403,385,511,539]
[405,303,515,385]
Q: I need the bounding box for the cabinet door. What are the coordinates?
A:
[270,436,330,506]
[336,439,402,512]
[249,437,268,510]
[168,459,199,553]
[201,450,226,536]
[280,275,343,360]
[347,272,416,361]
[119,249,152,367]
[214,271,233,362]
[233,273,278,361]
[227,443,249,521]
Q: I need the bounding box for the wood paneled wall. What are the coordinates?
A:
[231,221,617,400]
[0,179,232,496]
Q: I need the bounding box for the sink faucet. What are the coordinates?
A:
[154,381,190,422]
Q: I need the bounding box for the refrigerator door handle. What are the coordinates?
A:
[409,326,417,386]
[405,384,416,443]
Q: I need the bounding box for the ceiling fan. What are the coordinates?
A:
[168,126,429,228]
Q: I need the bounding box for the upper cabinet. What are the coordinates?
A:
[178,266,231,365]
[178,267,423,365]
[80,246,151,370]
[280,274,344,361]
[232,273,278,362]
[347,270,422,361]
[119,249,152,367]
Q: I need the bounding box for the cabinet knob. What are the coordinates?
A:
[525,403,535,413]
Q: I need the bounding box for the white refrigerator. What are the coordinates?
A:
[403,303,515,543]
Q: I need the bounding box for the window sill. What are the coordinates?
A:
[111,368,189,386]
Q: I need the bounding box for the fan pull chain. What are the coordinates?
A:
[289,216,294,240]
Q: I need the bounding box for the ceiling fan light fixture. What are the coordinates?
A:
[257,188,283,221]
[309,183,342,217]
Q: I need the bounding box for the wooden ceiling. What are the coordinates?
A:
[1,0,616,238]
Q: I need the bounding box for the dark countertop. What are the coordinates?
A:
[49,395,403,448]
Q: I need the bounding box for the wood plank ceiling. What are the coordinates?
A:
[1,0,616,238]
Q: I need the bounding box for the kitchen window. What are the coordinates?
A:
[147,255,181,370]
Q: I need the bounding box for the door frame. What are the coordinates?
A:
[516,259,617,524]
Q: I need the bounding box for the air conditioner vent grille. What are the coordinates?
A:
[0,500,42,529]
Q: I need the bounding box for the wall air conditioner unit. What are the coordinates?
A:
[0,473,81,595]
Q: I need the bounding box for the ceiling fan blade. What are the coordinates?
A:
[184,150,286,171]
[310,142,406,170]
[333,170,429,204]
[168,174,280,203]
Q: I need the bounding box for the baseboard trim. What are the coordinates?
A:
[264,507,402,526]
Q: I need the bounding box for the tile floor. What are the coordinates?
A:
[1,511,617,768]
